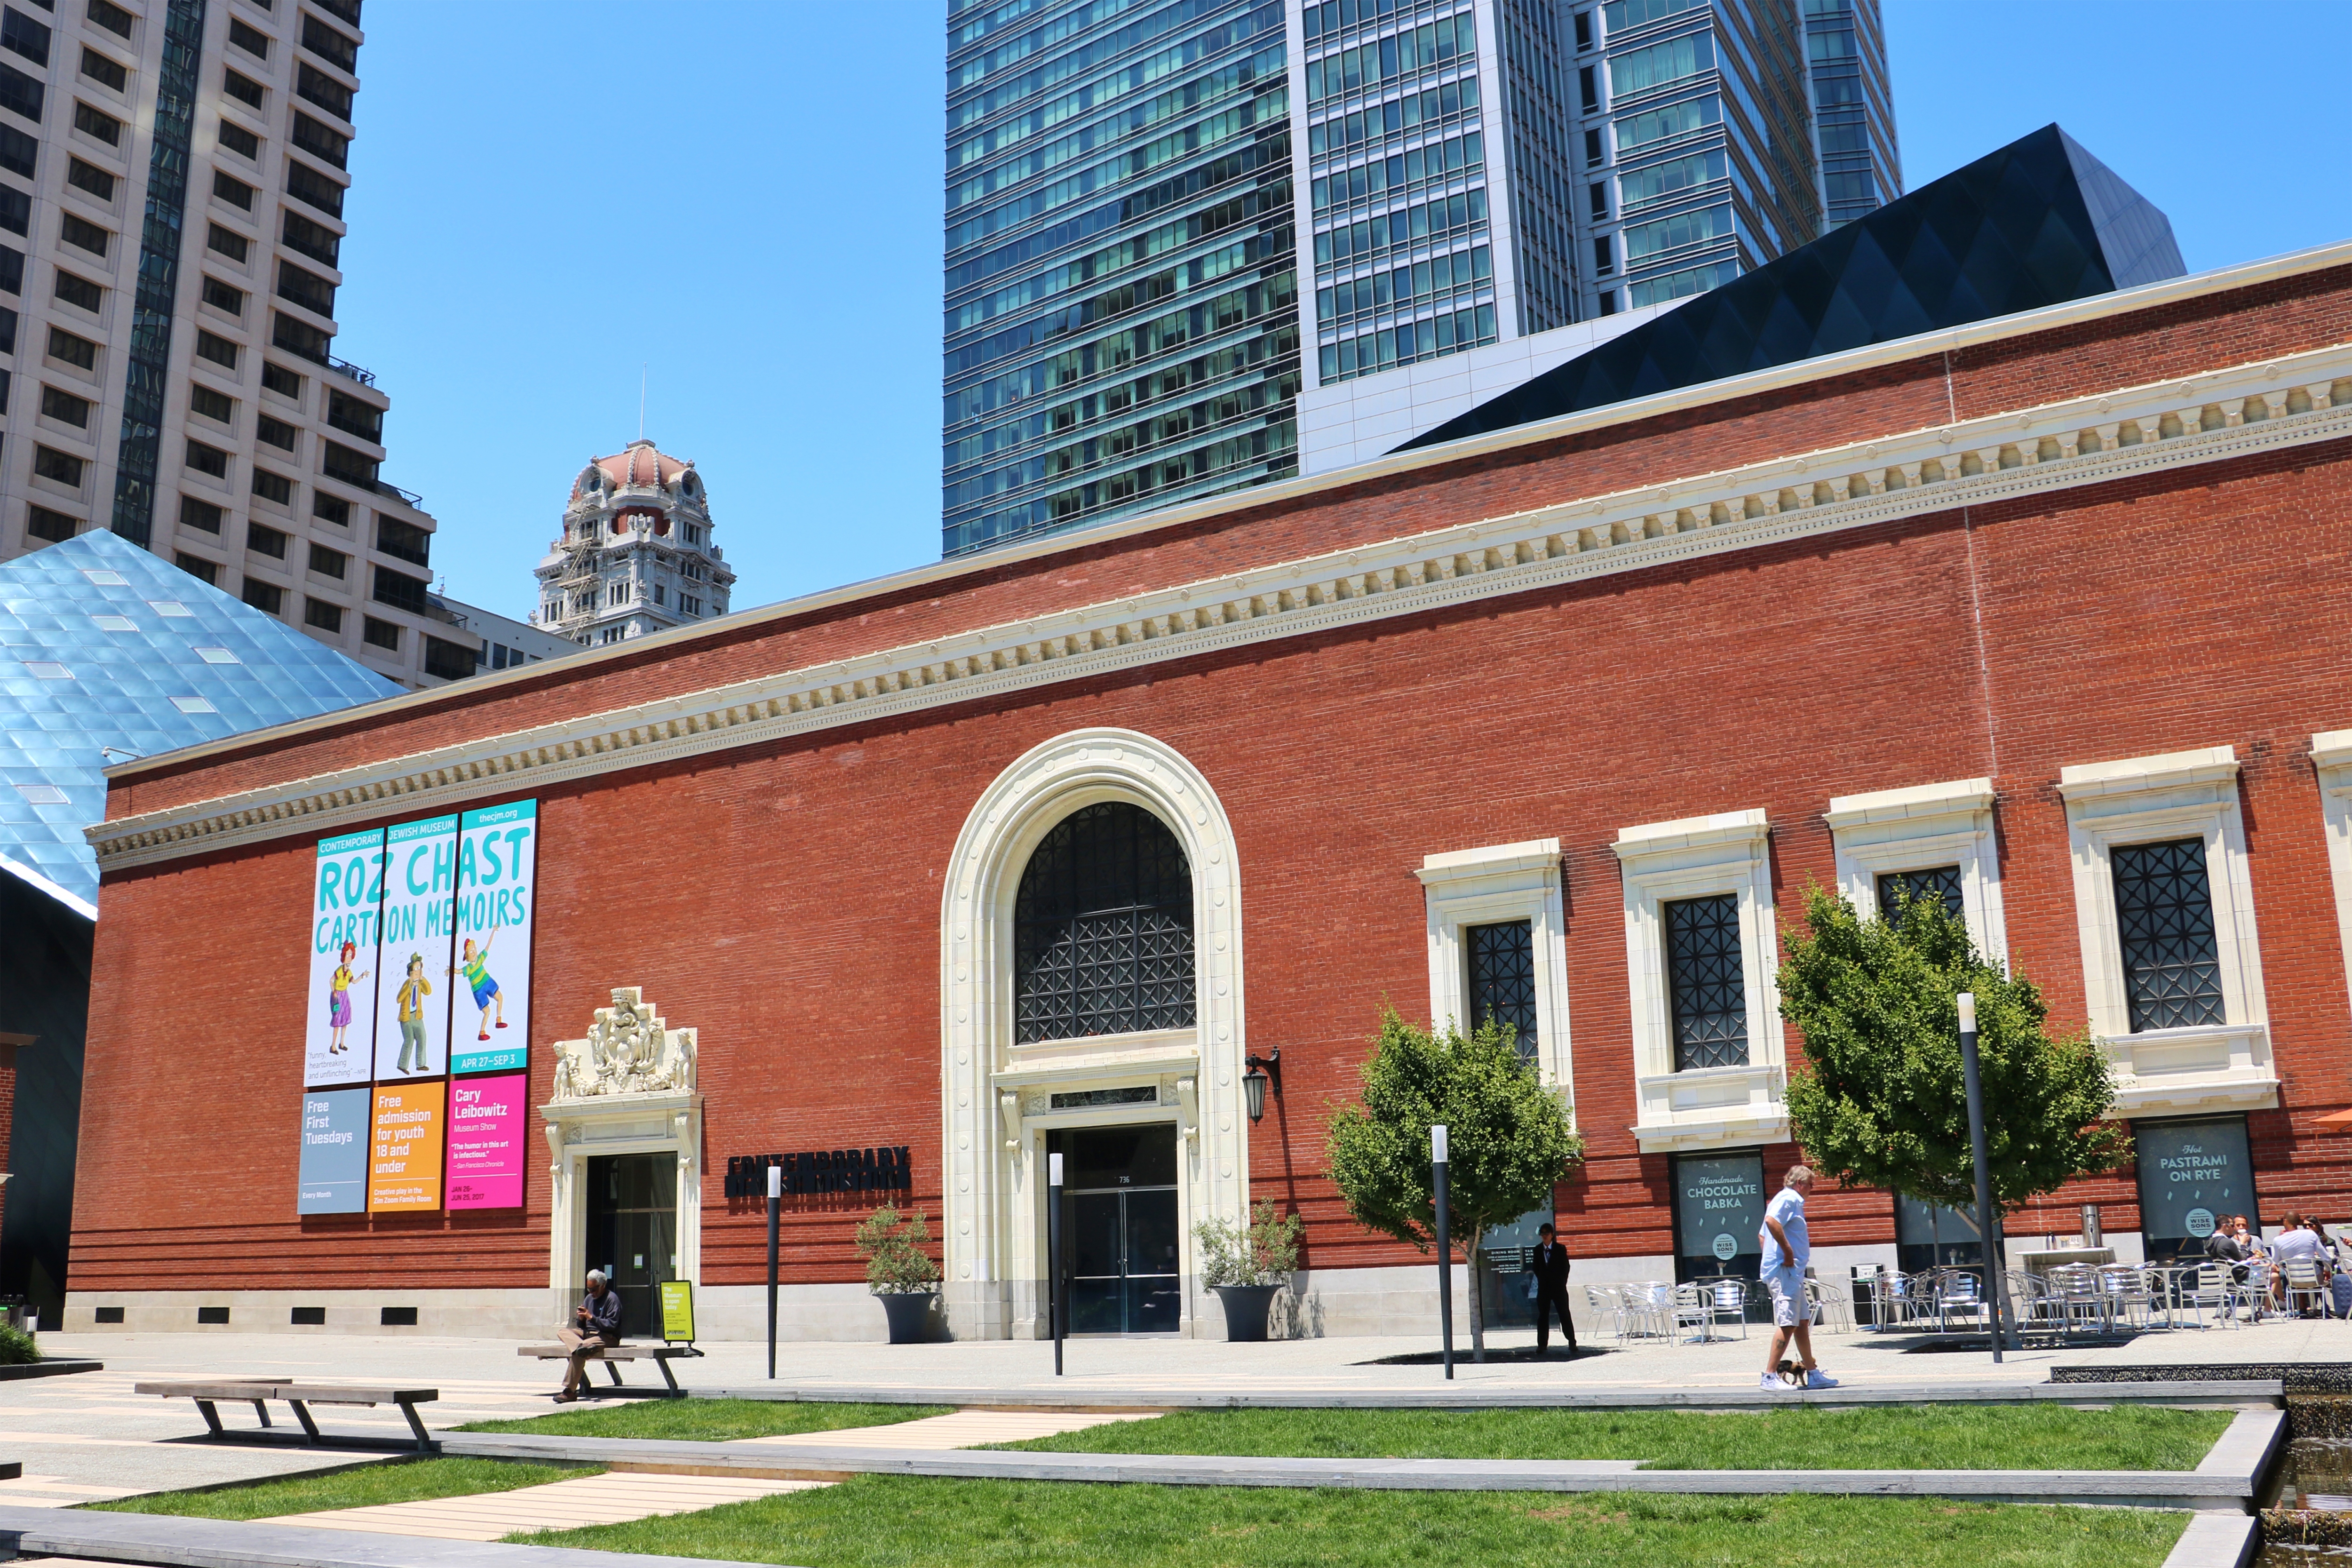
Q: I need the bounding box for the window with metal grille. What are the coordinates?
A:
[1465,920,1537,1063]
[1876,865,1963,924]
[1013,802,1194,1043]
[1664,894,1747,1070]
[2112,837,2225,1032]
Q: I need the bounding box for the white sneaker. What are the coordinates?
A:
[1760,1373,1788,1392]
[1804,1369,1840,1389]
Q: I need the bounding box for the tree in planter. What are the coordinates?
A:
[1195,1199,1305,1288]
[1327,1007,1583,1361]
[854,1204,942,1294]
[1779,883,2130,1245]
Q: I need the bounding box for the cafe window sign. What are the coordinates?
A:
[2133,1115,2252,1259]
[1673,1151,1765,1270]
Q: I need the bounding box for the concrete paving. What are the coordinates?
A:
[739,1409,1158,1449]
[265,1470,825,1542]
[5,1318,2334,1500]
[0,1502,781,1566]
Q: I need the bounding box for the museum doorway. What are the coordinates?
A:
[1049,1123,1181,1335]
[584,1153,675,1337]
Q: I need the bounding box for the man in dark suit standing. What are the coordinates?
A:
[1530,1222,1576,1357]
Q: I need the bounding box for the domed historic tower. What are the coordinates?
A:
[533,440,736,646]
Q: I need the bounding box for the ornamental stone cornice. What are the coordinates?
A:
[89,343,2352,875]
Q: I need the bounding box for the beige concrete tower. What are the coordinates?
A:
[0,0,471,687]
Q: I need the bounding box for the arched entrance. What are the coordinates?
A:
[939,730,1249,1339]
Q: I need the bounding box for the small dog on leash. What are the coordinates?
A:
[1772,1359,1806,1387]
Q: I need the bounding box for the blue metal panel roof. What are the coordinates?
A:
[0,531,400,911]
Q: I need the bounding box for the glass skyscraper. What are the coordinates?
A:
[946,0,1899,552]
[943,0,1302,558]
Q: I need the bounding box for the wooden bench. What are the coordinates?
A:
[516,1342,701,1394]
[134,1378,438,1451]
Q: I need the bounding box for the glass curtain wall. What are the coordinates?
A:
[1801,0,1898,228]
[944,0,1301,557]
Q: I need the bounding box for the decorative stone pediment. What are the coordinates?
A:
[551,986,696,1101]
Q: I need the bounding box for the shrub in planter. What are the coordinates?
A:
[855,1204,942,1344]
[1195,1199,1303,1342]
[0,1323,37,1365]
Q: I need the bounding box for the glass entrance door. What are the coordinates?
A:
[1050,1123,1181,1334]
[584,1153,675,1338]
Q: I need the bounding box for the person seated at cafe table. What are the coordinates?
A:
[2270,1212,2328,1316]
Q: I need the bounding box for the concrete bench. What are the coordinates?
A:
[135,1377,439,1450]
[518,1343,701,1394]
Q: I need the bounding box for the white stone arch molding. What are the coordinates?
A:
[938,728,1248,1334]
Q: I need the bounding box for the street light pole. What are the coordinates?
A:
[1958,992,2006,1362]
[1048,1151,1065,1377]
[1433,1123,1453,1381]
[766,1161,781,1380]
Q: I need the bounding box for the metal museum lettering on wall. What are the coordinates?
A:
[723,1148,915,1199]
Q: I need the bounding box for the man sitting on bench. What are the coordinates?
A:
[554,1269,623,1403]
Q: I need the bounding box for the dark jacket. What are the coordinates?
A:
[2204,1232,2245,1264]
[578,1287,624,1337]
[1529,1240,1573,1294]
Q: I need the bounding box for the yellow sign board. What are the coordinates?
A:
[659,1280,695,1344]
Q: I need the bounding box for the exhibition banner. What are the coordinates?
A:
[368,1080,447,1212]
[451,800,536,1076]
[446,1073,527,1210]
[304,829,384,1089]
[295,1086,370,1214]
[372,814,458,1082]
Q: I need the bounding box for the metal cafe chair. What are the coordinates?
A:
[2282,1258,2329,1318]
[1621,1282,1674,1341]
[1583,1284,1629,1345]
[1935,1268,1991,1334]
[2237,1260,2273,1323]
[2048,1264,2113,1336]
[1668,1282,1723,1343]
[2098,1265,2158,1331]
[2178,1262,2237,1329]
[1705,1277,1751,1341]
[2006,1269,2059,1334]
[1806,1276,1853,1334]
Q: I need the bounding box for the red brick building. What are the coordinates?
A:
[70,242,2352,1339]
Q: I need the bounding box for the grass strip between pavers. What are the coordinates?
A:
[503,1475,2190,1566]
[86,1457,597,1520]
[986,1402,2233,1471]
[457,1397,955,1440]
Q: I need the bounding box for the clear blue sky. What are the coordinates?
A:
[336,2,2352,621]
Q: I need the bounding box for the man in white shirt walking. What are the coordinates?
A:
[1760,1165,1836,1391]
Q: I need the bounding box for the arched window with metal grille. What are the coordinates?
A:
[1014,802,1196,1043]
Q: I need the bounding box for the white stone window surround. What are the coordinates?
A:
[2057,746,2276,1118]
[1414,838,1575,1109]
[1825,778,2009,962]
[2307,732,2352,1019]
[1612,810,1788,1153]
[939,728,1249,1341]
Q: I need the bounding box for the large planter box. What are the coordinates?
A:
[1214,1284,1281,1342]
[878,1291,937,1344]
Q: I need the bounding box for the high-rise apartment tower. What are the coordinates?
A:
[0,0,469,687]
[946,0,1899,550]
[942,0,1302,558]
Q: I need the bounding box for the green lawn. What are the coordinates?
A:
[507,1476,2187,1567]
[993,1403,2229,1471]
[458,1397,954,1441]
[89,1457,593,1520]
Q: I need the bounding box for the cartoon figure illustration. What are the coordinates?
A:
[451,926,509,1043]
[327,941,369,1054]
[394,952,434,1075]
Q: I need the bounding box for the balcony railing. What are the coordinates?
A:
[326,355,375,386]
[375,479,424,508]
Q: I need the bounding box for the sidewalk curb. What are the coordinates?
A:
[0,1503,777,1568]
[2164,1512,2257,1568]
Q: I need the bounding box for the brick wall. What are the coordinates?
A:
[76,266,2352,1294]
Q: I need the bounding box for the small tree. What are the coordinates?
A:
[1780,883,2130,1224]
[853,1203,942,1295]
[1327,1007,1583,1361]
[1195,1199,1305,1289]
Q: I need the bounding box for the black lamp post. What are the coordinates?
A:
[1432,1122,1454,1381]
[1047,1149,1065,1377]
[1243,1048,1281,1122]
[1958,991,2008,1362]
[765,1160,781,1380]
